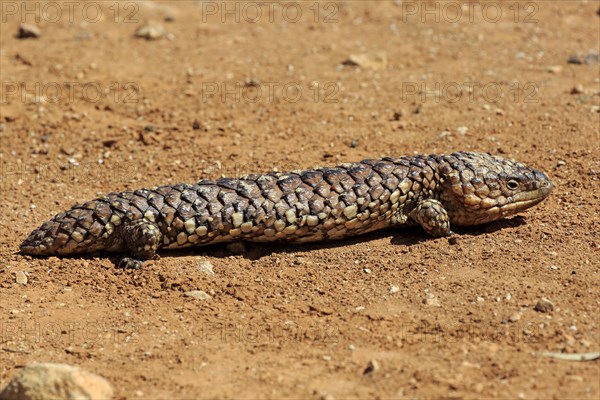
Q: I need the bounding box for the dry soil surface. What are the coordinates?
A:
[1,1,599,399]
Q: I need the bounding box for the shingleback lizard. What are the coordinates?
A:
[21,152,553,269]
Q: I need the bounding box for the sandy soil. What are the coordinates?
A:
[1,1,599,398]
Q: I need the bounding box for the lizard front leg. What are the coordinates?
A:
[409,199,453,237]
[117,220,163,269]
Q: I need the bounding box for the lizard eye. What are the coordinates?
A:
[506,180,519,190]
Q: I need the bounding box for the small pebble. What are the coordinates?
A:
[547,65,563,74]
[570,85,584,94]
[534,298,554,313]
[584,53,599,64]
[363,268,372,274]
[15,271,28,285]
[134,24,165,40]
[389,285,400,294]
[456,126,469,135]
[508,312,521,322]
[184,290,212,301]
[363,360,380,375]
[17,23,41,39]
[424,293,441,307]
[341,52,388,70]
[197,261,215,275]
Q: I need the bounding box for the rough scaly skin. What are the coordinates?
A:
[21,152,553,268]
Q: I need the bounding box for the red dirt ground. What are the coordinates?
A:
[1,1,599,398]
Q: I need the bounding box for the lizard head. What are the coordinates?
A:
[436,152,553,226]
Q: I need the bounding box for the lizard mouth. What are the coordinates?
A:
[494,180,553,218]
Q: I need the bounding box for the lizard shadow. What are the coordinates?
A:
[158,216,528,262]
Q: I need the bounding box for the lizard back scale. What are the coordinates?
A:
[21,152,553,268]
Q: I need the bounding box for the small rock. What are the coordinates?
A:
[556,160,566,167]
[197,261,215,275]
[567,55,582,65]
[184,290,212,301]
[74,31,92,41]
[424,293,441,307]
[17,23,41,39]
[584,53,599,64]
[534,297,554,313]
[438,130,451,138]
[192,120,201,130]
[363,268,372,274]
[341,52,388,70]
[0,363,113,399]
[15,271,28,285]
[456,126,469,135]
[134,24,165,40]
[363,360,380,375]
[546,65,563,74]
[350,138,359,148]
[389,285,400,294]
[562,333,576,346]
[226,242,247,254]
[508,312,521,322]
[392,111,403,121]
[570,85,584,94]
